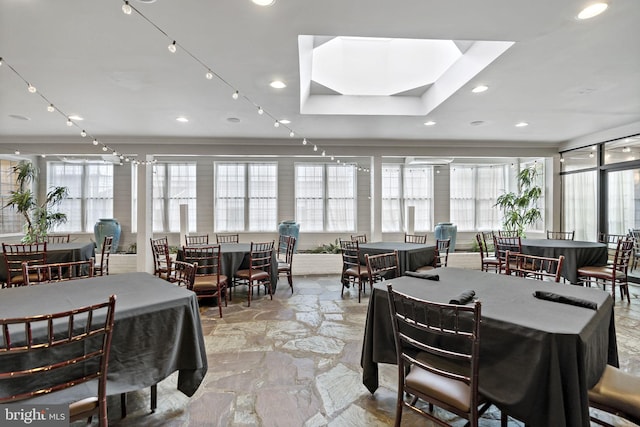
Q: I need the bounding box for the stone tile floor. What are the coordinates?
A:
[79,275,640,427]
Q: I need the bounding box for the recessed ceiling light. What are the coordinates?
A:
[252,0,275,6]
[471,85,489,93]
[577,2,608,20]
[279,119,291,124]
[176,117,189,123]
[270,80,287,89]
[68,115,84,121]
[515,122,529,127]
[423,121,436,126]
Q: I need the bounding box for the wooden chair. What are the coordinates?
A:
[404,233,427,244]
[185,234,209,245]
[629,229,640,271]
[476,232,499,273]
[415,238,450,272]
[546,230,575,240]
[150,237,173,281]
[22,258,95,285]
[599,233,630,265]
[340,239,370,303]
[351,234,367,243]
[588,364,640,426]
[182,245,228,317]
[277,235,295,293]
[95,235,113,276]
[578,236,634,302]
[505,251,565,282]
[0,295,117,427]
[172,260,197,289]
[493,235,522,274]
[234,241,274,307]
[43,233,71,243]
[386,284,493,427]
[216,233,239,243]
[2,242,47,287]
[366,250,400,284]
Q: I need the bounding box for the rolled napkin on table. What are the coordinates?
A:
[404,271,439,281]
[533,291,597,310]
[449,290,476,305]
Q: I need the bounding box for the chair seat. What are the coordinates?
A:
[415,265,435,272]
[235,269,269,281]
[344,267,368,278]
[193,275,228,292]
[483,256,499,264]
[578,266,625,280]
[589,365,640,421]
[278,262,290,272]
[69,397,99,421]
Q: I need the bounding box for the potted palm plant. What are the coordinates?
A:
[4,161,68,243]
[495,165,542,237]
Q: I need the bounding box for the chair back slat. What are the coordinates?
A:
[185,234,209,245]
[351,234,367,243]
[3,242,48,287]
[216,233,239,243]
[505,251,565,282]
[405,234,427,244]
[23,258,95,285]
[546,230,575,240]
[366,251,400,283]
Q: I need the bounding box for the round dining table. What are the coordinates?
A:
[521,239,608,284]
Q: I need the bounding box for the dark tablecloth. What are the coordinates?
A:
[521,239,608,284]
[0,241,96,283]
[0,272,207,403]
[178,243,278,291]
[361,267,617,427]
[359,242,435,273]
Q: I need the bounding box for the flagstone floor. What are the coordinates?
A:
[79,275,640,427]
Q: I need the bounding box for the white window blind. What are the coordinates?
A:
[382,164,433,232]
[152,163,196,232]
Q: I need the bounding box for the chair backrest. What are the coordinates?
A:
[340,239,362,274]
[43,234,71,243]
[387,284,482,417]
[248,241,275,273]
[612,236,635,274]
[404,233,427,244]
[599,233,631,264]
[476,232,491,260]
[150,237,171,276]
[546,230,575,240]
[182,245,223,283]
[434,238,451,267]
[505,251,565,282]
[0,295,116,425]
[351,234,367,243]
[493,235,521,269]
[23,258,95,285]
[497,230,519,237]
[366,250,400,283]
[172,260,198,289]
[216,233,239,243]
[2,242,48,287]
[282,236,296,265]
[97,235,114,275]
[185,234,209,245]
[277,234,291,261]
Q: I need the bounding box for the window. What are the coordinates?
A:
[0,159,23,234]
[48,162,114,232]
[215,162,277,232]
[295,163,356,232]
[520,160,545,232]
[153,163,196,232]
[450,164,507,231]
[563,171,597,241]
[381,164,433,232]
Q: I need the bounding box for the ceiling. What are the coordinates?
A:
[1,0,639,153]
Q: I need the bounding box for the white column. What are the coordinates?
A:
[407,206,415,234]
[370,156,383,242]
[179,204,189,247]
[136,155,154,273]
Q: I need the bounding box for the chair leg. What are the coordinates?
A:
[287,271,293,293]
[120,393,127,418]
[150,384,157,413]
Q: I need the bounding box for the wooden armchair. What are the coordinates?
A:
[505,251,565,282]
[216,233,239,243]
[22,258,95,285]
[150,237,173,281]
[365,250,400,284]
[234,241,274,307]
[2,242,47,287]
[95,235,113,276]
[404,233,427,244]
[340,239,370,303]
[351,234,367,243]
[277,235,296,293]
[185,234,209,245]
[43,233,71,243]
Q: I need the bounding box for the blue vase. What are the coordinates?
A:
[434,222,457,251]
[94,218,121,254]
[278,220,300,253]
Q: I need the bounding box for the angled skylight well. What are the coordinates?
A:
[298,35,514,116]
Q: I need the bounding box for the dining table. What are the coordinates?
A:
[0,241,96,283]
[178,242,279,291]
[521,238,608,284]
[358,242,436,273]
[361,267,618,427]
[0,272,207,405]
